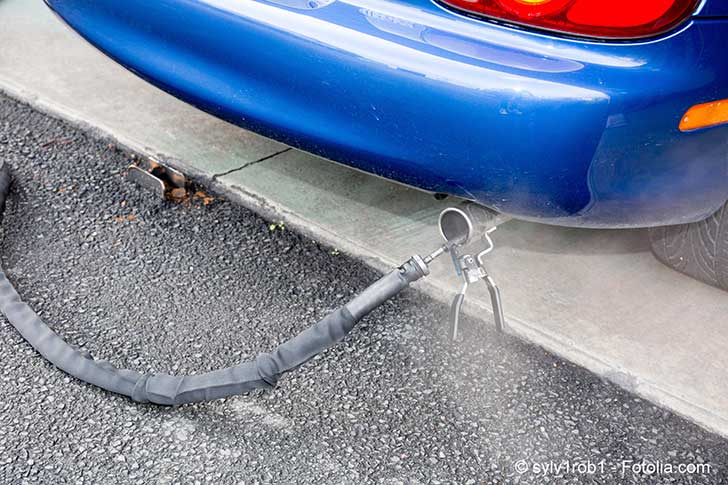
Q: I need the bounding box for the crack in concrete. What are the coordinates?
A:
[212,147,292,180]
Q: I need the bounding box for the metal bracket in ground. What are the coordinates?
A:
[126,157,189,199]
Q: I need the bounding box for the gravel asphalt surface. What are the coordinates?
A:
[0,93,727,484]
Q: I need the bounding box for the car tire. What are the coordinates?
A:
[649,202,728,290]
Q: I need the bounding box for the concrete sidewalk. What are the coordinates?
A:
[2,0,728,438]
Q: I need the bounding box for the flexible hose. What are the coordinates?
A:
[0,163,428,405]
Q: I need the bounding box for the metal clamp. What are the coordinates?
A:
[448,227,505,341]
[422,204,508,341]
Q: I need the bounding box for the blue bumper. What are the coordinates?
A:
[47,0,728,227]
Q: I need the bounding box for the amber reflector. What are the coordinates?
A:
[680,100,728,132]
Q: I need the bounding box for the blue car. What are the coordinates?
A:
[45,0,728,289]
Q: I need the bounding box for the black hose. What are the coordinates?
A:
[0,163,428,405]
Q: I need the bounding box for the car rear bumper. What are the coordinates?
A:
[46,0,728,227]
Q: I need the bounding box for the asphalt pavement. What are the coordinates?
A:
[0,93,727,484]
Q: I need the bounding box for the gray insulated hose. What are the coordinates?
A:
[0,163,429,405]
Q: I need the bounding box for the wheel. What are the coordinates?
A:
[649,202,728,290]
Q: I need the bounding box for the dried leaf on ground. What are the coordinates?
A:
[114,214,136,223]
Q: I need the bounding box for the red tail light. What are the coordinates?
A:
[437,0,700,39]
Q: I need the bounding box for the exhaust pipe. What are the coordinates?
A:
[439,203,511,246]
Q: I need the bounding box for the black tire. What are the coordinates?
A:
[649,202,728,290]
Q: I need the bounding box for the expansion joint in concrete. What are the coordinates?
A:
[212,148,292,180]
